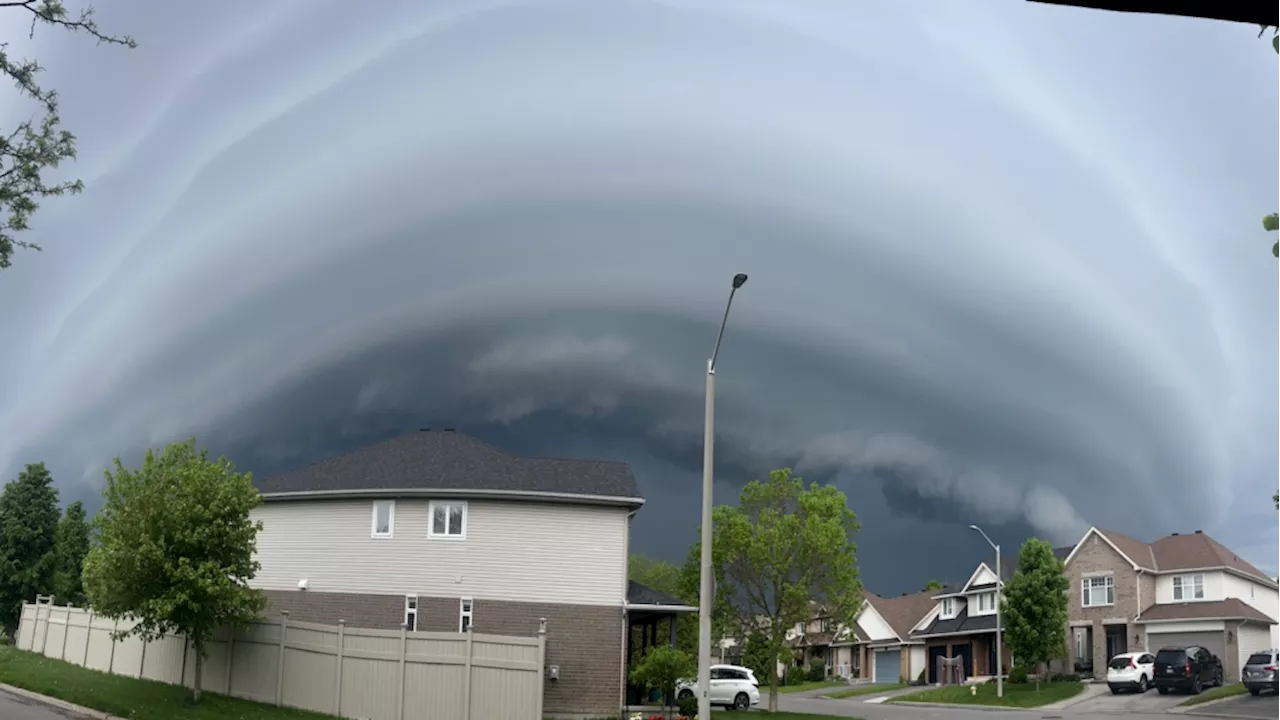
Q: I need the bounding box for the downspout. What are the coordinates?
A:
[620,508,639,714]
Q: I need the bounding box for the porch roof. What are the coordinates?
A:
[911,606,999,639]
[625,581,697,613]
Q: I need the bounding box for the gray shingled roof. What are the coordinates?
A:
[912,606,999,637]
[256,429,643,504]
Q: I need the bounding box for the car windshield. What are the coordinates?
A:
[1155,650,1186,664]
[1246,653,1273,665]
[1109,657,1132,669]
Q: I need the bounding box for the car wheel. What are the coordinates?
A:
[733,692,750,710]
[1250,688,1261,696]
[1157,686,1169,695]
[1110,686,1120,695]
[1190,678,1202,695]
[677,689,693,700]
[1216,670,1223,687]
[1137,676,1147,693]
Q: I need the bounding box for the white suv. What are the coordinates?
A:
[676,664,761,710]
[1107,651,1155,694]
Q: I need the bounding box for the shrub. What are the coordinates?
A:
[1050,672,1080,682]
[916,668,926,685]
[1009,665,1029,684]
[807,659,827,682]
[677,694,698,717]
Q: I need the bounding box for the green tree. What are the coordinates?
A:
[628,644,695,719]
[711,467,863,711]
[630,554,681,596]
[0,462,60,633]
[0,1,135,270]
[739,627,778,685]
[83,439,266,702]
[52,501,89,606]
[1001,538,1069,690]
[923,579,945,591]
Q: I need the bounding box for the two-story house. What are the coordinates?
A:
[1063,527,1279,683]
[842,590,936,684]
[248,428,662,718]
[909,562,1014,683]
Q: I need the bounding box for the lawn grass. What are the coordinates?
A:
[716,707,865,712]
[775,679,850,694]
[0,645,335,720]
[890,680,1084,708]
[825,682,909,698]
[1178,682,1248,706]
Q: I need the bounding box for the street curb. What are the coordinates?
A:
[0,683,125,719]
[1167,692,1256,718]
[887,700,1026,711]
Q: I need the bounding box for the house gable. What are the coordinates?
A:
[960,563,999,594]
[855,600,900,642]
[1062,526,1149,571]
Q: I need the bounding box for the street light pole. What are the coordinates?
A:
[969,524,1003,699]
[699,273,748,720]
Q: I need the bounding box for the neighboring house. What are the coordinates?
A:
[785,601,838,676]
[909,562,1014,683]
[249,428,663,718]
[840,590,936,684]
[1063,527,1279,683]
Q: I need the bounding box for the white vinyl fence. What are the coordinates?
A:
[17,598,546,720]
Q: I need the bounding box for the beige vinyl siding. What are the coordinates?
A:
[251,499,628,606]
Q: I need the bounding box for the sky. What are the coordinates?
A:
[0,0,1275,593]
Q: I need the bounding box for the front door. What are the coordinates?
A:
[927,645,947,683]
[951,643,973,680]
[1104,625,1127,662]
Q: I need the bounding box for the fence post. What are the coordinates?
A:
[224,629,235,695]
[107,619,118,674]
[463,630,474,720]
[535,618,547,720]
[180,635,189,687]
[59,605,72,660]
[82,610,93,667]
[39,598,54,656]
[396,622,408,720]
[139,633,148,679]
[333,620,345,715]
[276,612,289,706]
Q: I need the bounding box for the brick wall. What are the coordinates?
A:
[1065,533,1140,679]
[261,589,623,716]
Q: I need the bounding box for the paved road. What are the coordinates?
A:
[0,691,81,719]
[1069,684,1184,714]
[1183,691,1279,719]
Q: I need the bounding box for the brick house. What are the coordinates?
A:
[1063,526,1279,683]
[249,428,675,717]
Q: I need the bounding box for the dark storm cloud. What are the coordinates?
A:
[0,0,1274,591]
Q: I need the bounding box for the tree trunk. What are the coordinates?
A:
[192,642,203,703]
[768,644,780,712]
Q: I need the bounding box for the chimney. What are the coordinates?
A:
[443,428,456,432]
[419,428,431,432]
[1194,530,1202,534]
[1171,532,1179,536]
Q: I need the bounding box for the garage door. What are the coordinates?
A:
[1147,631,1226,664]
[874,649,901,684]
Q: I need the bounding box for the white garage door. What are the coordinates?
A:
[1148,631,1226,664]
[874,649,900,684]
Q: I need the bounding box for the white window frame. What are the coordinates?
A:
[404,595,418,631]
[428,500,468,539]
[974,592,995,615]
[459,597,473,633]
[1172,573,1205,601]
[1081,574,1115,607]
[371,500,395,538]
[940,598,956,619]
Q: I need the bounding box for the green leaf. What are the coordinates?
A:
[1264,213,1279,232]
[1272,241,1277,258]
[1273,35,1278,53]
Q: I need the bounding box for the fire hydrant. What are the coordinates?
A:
[970,685,977,696]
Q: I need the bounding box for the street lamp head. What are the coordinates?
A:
[732,273,748,289]
[968,524,979,531]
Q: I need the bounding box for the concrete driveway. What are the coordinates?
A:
[1183,691,1280,719]
[1069,684,1188,714]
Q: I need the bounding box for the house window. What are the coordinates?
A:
[941,598,956,618]
[1172,574,1204,601]
[976,592,995,613]
[404,595,418,631]
[371,500,395,538]
[429,501,467,539]
[459,598,473,632]
[1082,575,1114,607]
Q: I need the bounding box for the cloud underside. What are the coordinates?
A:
[0,0,1275,585]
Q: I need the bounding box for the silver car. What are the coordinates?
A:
[1242,649,1278,696]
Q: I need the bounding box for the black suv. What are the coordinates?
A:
[1153,646,1223,695]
